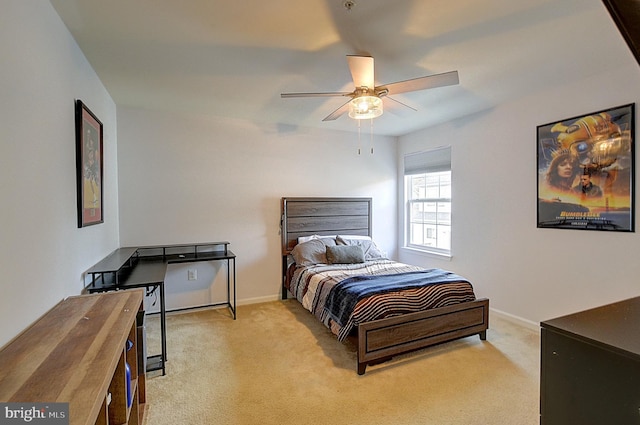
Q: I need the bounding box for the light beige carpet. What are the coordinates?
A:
[142,301,540,425]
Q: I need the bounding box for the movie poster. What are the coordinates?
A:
[537,104,635,231]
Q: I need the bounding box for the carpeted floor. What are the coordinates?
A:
[142,300,540,425]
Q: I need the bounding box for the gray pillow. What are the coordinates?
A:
[336,236,386,260]
[326,245,365,264]
[291,238,336,266]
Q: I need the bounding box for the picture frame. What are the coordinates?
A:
[537,103,635,232]
[75,100,104,228]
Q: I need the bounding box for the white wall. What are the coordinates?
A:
[0,2,119,347]
[116,107,398,308]
[398,59,640,326]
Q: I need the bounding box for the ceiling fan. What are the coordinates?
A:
[281,55,459,121]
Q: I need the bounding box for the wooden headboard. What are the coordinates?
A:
[281,197,372,255]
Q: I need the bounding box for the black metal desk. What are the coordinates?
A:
[85,241,236,376]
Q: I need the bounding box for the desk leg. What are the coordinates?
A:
[160,282,167,375]
[227,258,236,319]
[232,258,236,319]
[226,259,230,315]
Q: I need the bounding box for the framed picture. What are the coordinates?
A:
[75,100,104,227]
[537,103,635,231]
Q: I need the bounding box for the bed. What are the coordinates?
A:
[281,197,489,375]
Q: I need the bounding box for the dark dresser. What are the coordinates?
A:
[540,296,640,424]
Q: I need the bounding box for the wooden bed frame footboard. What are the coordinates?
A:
[356,298,489,374]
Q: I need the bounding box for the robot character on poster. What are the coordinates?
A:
[537,104,635,231]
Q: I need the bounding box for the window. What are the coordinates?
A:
[404,147,451,255]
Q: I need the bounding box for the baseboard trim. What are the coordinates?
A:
[237,295,281,306]
[490,307,540,333]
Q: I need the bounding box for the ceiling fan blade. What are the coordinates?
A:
[384,96,417,111]
[281,91,351,98]
[380,70,459,95]
[322,100,351,121]
[383,96,417,118]
[347,55,374,89]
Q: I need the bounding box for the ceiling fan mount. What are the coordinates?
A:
[351,86,389,98]
[281,55,459,122]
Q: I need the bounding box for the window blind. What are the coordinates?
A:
[403,146,451,175]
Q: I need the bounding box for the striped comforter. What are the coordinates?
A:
[287,260,476,341]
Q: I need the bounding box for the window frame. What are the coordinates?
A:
[403,147,452,257]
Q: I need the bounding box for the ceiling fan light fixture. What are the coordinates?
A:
[348,95,383,119]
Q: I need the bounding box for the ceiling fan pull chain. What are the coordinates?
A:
[370,118,374,155]
[357,119,362,155]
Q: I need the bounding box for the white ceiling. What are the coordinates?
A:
[50,0,631,137]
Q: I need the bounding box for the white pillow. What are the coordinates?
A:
[297,234,336,243]
[336,234,372,241]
